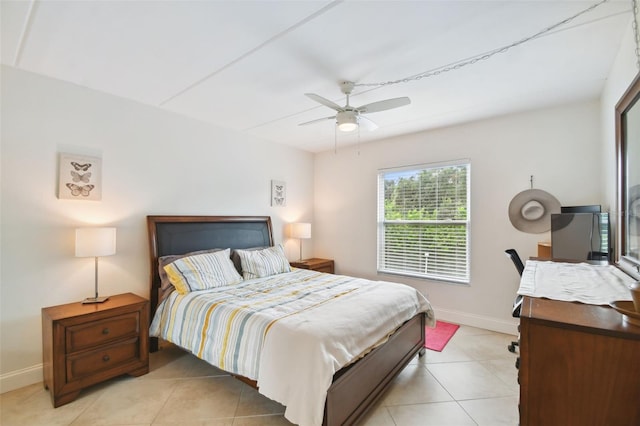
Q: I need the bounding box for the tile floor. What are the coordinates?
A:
[0,325,519,425]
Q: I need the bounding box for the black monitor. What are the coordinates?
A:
[561,205,601,213]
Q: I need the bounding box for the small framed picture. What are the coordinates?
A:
[271,180,286,206]
[58,153,102,201]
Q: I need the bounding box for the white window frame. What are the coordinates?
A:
[377,160,471,283]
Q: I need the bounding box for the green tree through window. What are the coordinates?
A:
[377,161,470,282]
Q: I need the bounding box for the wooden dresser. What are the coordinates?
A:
[519,296,640,425]
[42,293,149,407]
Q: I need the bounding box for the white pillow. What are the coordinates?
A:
[164,248,243,294]
[235,244,291,279]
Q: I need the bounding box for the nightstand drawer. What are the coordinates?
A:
[66,338,139,381]
[66,312,140,352]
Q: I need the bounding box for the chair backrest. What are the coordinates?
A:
[505,249,524,276]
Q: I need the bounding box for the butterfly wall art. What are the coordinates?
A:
[271,180,286,207]
[57,153,102,200]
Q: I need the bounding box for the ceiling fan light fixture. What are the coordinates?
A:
[301,82,410,132]
[337,111,358,132]
[338,121,358,132]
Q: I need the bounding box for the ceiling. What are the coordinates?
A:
[1,0,634,153]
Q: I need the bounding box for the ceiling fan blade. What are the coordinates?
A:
[356,97,411,114]
[305,93,344,112]
[299,115,336,126]
[359,115,379,131]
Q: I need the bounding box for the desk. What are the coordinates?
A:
[519,296,640,425]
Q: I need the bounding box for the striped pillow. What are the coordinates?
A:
[235,244,291,280]
[164,248,243,294]
[159,249,222,296]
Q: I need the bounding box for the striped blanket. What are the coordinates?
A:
[150,268,365,379]
[150,268,433,425]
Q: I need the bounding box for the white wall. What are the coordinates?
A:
[314,100,603,334]
[0,66,314,392]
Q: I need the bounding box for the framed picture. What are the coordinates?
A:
[57,153,102,201]
[271,180,286,206]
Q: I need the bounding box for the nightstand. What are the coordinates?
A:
[290,258,335,274]
[42,292,149,407]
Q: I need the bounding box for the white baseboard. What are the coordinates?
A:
[0,364,43,394]
[432,306,519,336]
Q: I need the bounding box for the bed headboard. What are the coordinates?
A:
[146,215,273,349]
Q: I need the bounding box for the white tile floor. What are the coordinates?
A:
[0,325,519,425]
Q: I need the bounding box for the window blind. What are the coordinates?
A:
[377,161,470,283]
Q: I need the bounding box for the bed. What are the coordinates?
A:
[146,215,433,426]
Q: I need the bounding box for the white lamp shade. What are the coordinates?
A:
[290,222,311,239]
[75,227,116,257]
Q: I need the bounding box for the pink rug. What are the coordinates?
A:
[425,320,460,352]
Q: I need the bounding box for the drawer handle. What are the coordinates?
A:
[103,355,110,362]
[102,328,109,335]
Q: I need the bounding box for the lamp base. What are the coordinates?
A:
[82,296,109,304]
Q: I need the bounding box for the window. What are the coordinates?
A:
[377,160,470,283]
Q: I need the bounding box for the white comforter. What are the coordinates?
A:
[259,277,433,425]
[151,269,433,426]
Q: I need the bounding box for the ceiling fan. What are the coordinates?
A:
[300,81,411,132]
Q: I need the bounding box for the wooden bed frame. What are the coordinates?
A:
[146,215,426,426]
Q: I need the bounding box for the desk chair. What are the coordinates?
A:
[505,249,524,353]
[505,248,524,275]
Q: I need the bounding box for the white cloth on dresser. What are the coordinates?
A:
[518,260,635,304]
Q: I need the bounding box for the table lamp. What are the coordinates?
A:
[75,227,116,304]
[290,222,311,261]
